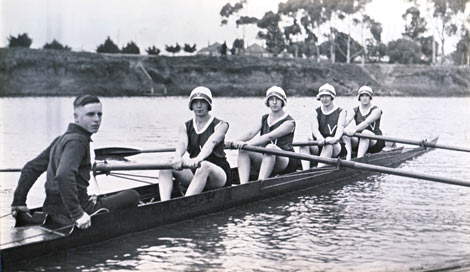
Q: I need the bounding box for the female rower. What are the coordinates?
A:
[299,83,347,169]
[230,86,300,184]
[343,85,385,160]
[158,86,231,201]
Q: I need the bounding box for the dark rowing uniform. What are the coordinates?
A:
[313,106,346,157]
[353,105,385,153]
[260,113,300,174]
[185,116,231,186]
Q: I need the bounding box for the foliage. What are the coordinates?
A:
[146,46,160,55]
[96,37,120,54]
[402,7,427,41]
[236,16,258,27]
[220,0,246,25]
[8,33,32,48]
[165,43,181,56]
[220,42,228,56]
[232,39,245,55]
[122,41,140,54]
[319,30,363,63]
[452,29,470,65]
[257,11,285,56]
[43,39,71,51]
[183,43,197,54]
[387,38,423,64]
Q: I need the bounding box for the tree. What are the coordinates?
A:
[97,37,120,54]
[165,43,181,56]
[430,0,467,63]
[122,41,140,54]
[387,38,423,64]
[402,6,427,41]
[8,33,32,48]
[220,42,228,56]
[257,11,285,57]
[43,39,71,51]
[452,29,470,65]
[319,30,363,63]
[146,46,161,56]
[183,43,197,54]
[232,38,245,55]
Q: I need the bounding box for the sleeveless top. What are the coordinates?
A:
[185,116,227,159]
[260,114,296,152]
[353,105,382,134]
[314,106,343,138]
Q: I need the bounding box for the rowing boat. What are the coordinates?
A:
[0,140,436,267]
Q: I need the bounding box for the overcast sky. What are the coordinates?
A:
[0,0,464,54]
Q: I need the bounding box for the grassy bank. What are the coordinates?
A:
[0,48,468,97]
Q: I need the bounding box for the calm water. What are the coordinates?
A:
[1,96,470,271]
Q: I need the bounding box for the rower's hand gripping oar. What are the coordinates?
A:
[354,133,470,153]
[229,144,470,188]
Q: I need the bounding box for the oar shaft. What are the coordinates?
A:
[94,162,176,172]
[140,148,175,153]
[239,145,470,188]
[292,140,322,147]
[0,168,22,172]
[354,133,470,153]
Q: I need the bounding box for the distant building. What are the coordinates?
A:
[245,44,272,58]
[197,42,221,56]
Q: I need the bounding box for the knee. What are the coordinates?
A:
[265,143,278,149]
[194,161,211,176]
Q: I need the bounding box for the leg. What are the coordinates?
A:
[357,130,377,158]
[342,135,352,160]
[237,150,262,184]
[185,161,226,196]
[318,144,334,167]
[258,144,290,179]
[299,145,319,170]
[158,168,193,201]
[95,189,140,212]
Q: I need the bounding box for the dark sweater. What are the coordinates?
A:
[12,123,93,220]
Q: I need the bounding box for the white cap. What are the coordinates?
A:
[264,86,287,107]
[316,83,336,100]
[357,85,373,100]
[188,86,213,110]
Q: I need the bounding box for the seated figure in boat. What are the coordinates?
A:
[230,86,300,184]
[342,85,385,160]
[11,95,140,229]
[159,86,231,201]
[299,83,347,169]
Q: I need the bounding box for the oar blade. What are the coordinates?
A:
[94,147,141,159]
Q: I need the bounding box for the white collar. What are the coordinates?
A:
[321,105,338,115]
[268,113,288,127]
[192,115,214,134]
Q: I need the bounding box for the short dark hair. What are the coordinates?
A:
[73,95,101,108]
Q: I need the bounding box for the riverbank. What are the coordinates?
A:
[0,48,468,97]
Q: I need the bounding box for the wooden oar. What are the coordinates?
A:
[94,147,176,158]
[234,144,470,188]
[94,162,178,172]
[354,133,470,153]
[0,168,22,172]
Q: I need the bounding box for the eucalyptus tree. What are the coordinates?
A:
[430,0,468,63]
[257,11,286,57]
[402,6,428,41]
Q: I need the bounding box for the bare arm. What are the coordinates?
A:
[194,121,229,163]
[329,109,346,143]
[173,124,189,162]
[236,121,262,142]
[310,110,325,143]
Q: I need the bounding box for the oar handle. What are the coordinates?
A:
[354,133,470,153]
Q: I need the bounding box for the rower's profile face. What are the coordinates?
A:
[74,102,103,134]
[319,95,333,105]
[191,99,209,116]
[359,94,371,105]
[268,96,283,111]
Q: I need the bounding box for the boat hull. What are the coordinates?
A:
[1,145,431,266]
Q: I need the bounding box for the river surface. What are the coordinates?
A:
[1,96,470,271]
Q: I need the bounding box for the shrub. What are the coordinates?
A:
[96,37,120,53]
[122,41,140,54]
[8,33,32,48]
[146,46,160,55]
[43,39,71,50]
